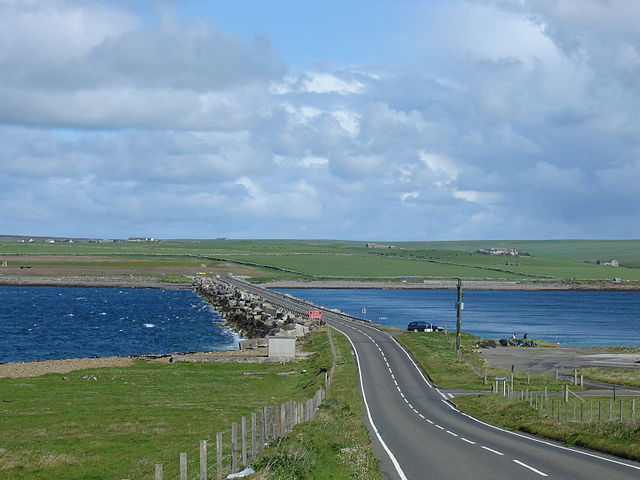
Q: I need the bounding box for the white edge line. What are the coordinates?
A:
[389,335,433,388]
[330,325,409,480]
[513,459,548,477]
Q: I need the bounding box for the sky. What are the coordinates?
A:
[1,0,639,241]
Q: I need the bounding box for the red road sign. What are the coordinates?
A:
[309,311,323,319]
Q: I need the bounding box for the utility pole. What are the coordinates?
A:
[456,278,463,351]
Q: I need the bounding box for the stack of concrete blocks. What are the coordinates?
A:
[194,277,321,344]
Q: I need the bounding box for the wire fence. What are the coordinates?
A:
[121,330,337,480]
[491,384,639,424]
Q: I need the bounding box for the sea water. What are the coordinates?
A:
[276,288,640,347]
[0,286,237,363]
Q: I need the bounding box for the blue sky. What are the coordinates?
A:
[1,0,639,240]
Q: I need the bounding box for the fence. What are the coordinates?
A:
[122,330,337,480]
[491,384,638,424]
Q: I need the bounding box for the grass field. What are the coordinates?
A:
[0,332,333,480]
[1,237,639,283]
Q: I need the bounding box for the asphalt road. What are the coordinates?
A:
[220,277,640,479]
[328,318,640,480]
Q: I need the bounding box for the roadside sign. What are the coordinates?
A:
[309,311,323,319]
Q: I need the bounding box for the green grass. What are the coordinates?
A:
[222,253,526,279]
[250,330,383,480]
[455,395,640,461]
[0,332,331,480]
[580,369,640,388]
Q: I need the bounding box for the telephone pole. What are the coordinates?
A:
[456,278,463,351]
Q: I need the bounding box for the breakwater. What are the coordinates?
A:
[195,276,324,339]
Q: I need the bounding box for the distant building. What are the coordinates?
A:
[477,247,519,256]
[367,243,400,249]
[597,259,619,267]
[45,239,56,244]
[128,237,156,242]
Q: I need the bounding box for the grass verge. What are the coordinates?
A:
[395,331,576,392]
[249,330,383,480]
[580,368,640,388]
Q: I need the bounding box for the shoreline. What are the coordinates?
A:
[0,275,191,289]
[1,275,638,291]
[259,279,640,291]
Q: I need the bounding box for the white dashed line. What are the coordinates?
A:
[418,414,425,419]
[446,431,458,437]
[447,393,454,399]
[461,438,476,445]
[481,446,504,456]
[435,425,444,430]
[426,419,433,424]
[513,460,548,477]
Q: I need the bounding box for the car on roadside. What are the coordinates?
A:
[406,321,444,332]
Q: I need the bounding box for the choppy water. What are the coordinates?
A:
[0,286,237,363]
[276,288,640,347]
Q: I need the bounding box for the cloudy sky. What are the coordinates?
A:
[1,0,639,240]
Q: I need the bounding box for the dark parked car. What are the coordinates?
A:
[407,321,443,332]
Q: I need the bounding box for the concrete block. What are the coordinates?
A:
[268,337,296,358]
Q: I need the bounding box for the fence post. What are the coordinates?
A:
[180,452,187,480]
[251,413,257,459]
[620,399,624,422]
[199,440,207,480]
[633,398,636,423]
[154,464,163,480]
[241,416,247,467]
[216,432,223,480]
[231,422,238,473]
[260,407,266,448]
[279,403,286,437]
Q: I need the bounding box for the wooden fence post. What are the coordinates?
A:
[199,440,207,480]
[231,422,238,473]
[154,464,163,480]
[179,452,187,480]
[251,412,257,459]
[216,432,223,480]
[241,416,247,467]
[260,407,266,448]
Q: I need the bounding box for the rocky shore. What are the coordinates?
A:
[0,275,190,289]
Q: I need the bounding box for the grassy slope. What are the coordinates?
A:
[0,332,331,480]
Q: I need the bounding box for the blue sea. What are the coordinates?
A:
[277,288,640,347]
[0,286,237,363]
[2,287,639,363]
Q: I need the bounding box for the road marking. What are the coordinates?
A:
[418,414,424,419]
[435,425,444,430]
[425,419,433,424]
[447,393,454,399]
[393,379,398,386]
[446,431,458,437]
[461,438,475,445]
[481,446,504,456]
[400,392,405,398]
[513,460,548,477]
[331,326,409,480]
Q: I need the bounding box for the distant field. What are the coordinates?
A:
[1,238,638,283]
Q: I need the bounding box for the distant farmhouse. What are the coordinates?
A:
[366,243,402,250]
[128,237,156,242]
[476,247,520,256]
[596,259,619,267]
